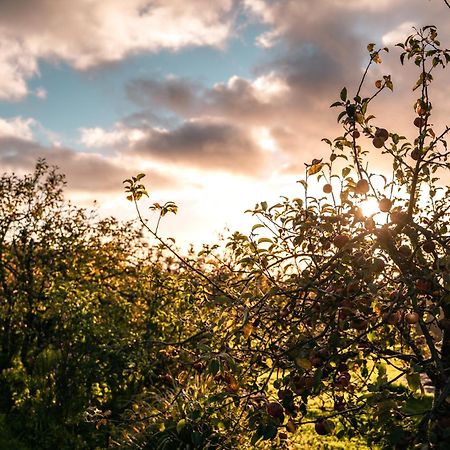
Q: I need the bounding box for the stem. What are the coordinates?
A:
[133,199,238,302]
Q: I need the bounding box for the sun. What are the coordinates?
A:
[359,198,380,217]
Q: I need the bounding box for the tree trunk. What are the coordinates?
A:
[430,304,450,448]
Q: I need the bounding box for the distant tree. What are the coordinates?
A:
[127,25,450,449]
[0,160,207,449]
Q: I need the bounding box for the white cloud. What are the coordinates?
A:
[0,0,236,100]
[0,117,35,140]
[251,72,289,102]
[256,29,280,48]
[382,21,416,46]
[333,0,397,11]
[35,87,47,99]
[0,38,38,100]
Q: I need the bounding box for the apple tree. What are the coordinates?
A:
[125,26,450,449]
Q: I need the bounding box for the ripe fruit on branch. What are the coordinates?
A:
[390,290,405,302]
[411,148,421,160]
[315,419,334,435]
[355,179,370,195]
[333,234,350,248]
[379,198,392,212]
[365,217,376,230]
[415,278,433,293]
[294,375,314,393]
[405,312,419,324]
[267,402,284,419]
[415,100,428,116]
[334,401,346,412]
[422,240,435,253]
[414,117,425,128]
[382,310,401,325]
[352,130,360,138]
[347,281,360,295]
[372,258,386,273]
[399,245,412,257]
[375,128,389,141]
[337,372,351,387]
[323,183,333,194]
[372,137,384,148]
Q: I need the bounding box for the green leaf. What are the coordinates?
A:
[176,419,187,434]
[340,87,347,102]
[406,372,421,392]
[209,358,220,376]
[342,167,351,178]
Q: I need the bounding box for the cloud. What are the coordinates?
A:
[0,136,174,192]
[133,118,270,174]
[79,125,146,148]
[123,0,450,175]
[0,0,237,100]
[34,87,47,100]
[127,77,199,116]
[0,117,36,140]
[382,22,416,46]
[0,38,39,101]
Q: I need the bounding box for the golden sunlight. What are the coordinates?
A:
[359,197,380,217]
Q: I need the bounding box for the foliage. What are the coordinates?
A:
[0,161,208,449]
[126,26,450,450]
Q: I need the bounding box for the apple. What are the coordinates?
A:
[411,148,421,160]
[337,371,351,387]
[382,310,401,325]
[267,402,284,419]
[372,137,384,148]
[333,234,350,248]
[415,100,428,116]
[390,290,404,301]
[315,420,334,435]
[405,312,419,324]
[278,389,293,400]
[375,128,389,141]
[414,117,425,128]
[355,179,370,195]
[422,240,435,253]
[416,278,433,293]
[372,258,386,273]
[334,401,346,412]
[399,245,412,257]
[379,198,392,212]
[365,217,376,230]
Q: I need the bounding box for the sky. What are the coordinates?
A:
[0,0,449,248]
